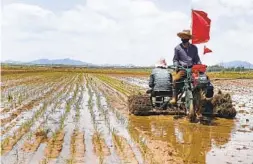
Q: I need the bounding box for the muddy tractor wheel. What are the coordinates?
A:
[128,94,153,116]
[189,102,196,122]
[185,89,196,122]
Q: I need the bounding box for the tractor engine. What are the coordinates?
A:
[192,64,214,98]
[192,72,209,88]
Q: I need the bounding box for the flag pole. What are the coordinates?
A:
[190,0,193,44]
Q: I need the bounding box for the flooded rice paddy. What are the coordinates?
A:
[1,72,253,164]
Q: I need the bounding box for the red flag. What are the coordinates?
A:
[192,10,211,44]
[203,45,212,55]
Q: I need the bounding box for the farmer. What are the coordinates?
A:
[170,29,201,104]
[148,58,172,92]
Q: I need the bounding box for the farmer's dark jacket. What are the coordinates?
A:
[149,67,172,91]
[173,43,201,67]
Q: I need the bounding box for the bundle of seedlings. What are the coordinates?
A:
[212,90,237,118]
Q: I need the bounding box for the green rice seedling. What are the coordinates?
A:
[96,94,101,109]
[139,137,148,156]
[15,148,19,162]
[112,128,123,153]
[18,94,22,105]
[1,137,10,151]
[40,158,48,164]
[59,115,66,130]
[8,93,13,102]
[75,108,80,122]
[66,159,74,164]
[66,102,71,113]
[52,131,58,142]
[99,156,105,164]
[27,132,33,141]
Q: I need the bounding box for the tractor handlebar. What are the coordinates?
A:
[167,65,191,70]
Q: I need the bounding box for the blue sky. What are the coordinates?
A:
[2,0,253,66]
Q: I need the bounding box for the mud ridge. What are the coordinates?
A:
[44,130,65,159]
[22,128,48,152]
[69,129,86,164]
[92,132,111,159]
[112,133,138,164]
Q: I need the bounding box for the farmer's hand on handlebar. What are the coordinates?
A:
[167,65,183,72]
[173,70,185,81]
[175,66,179,72]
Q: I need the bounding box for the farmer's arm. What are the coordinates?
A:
[194,46,201,64]
[173,48,180,66]
[149,73,155,88]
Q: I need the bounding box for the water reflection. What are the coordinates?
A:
[128,116,235,164]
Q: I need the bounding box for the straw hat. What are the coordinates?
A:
[155,58,167,68]
[177,29,192,39]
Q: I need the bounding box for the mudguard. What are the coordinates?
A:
[205,82,214,98]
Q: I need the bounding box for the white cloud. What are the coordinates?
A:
[2,0,190,65]
[220,0,253,9]
[192,0,253,65]
[2,0,253,65]
[2,3,55,28]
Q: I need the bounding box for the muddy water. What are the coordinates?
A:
[88,79,144,163]
[98,92,143,163]
[55,84,81,161]
[80,86,98,163]
[1,73,252,164]
[88,83,142,163]
[119,78,253,164]
[128,116,235,163]
[1,82,73,164]
[0,76,75,164]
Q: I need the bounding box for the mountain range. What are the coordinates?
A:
[30,58,92,66]
[2,58,253,68]
[2,58,93,66]
[218,60,253,68]
[1,58,136,68]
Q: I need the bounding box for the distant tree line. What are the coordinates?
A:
[207,65,252,72]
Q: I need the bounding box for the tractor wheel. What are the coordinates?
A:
[185,89,196,122]
[128,94,153,115]
[189,101,196,122]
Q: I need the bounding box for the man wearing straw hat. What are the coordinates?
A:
[170,29,201,104]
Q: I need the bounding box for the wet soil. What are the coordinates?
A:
[115,76,253,164]
[70,129,86,164]
[44,130,65,158]
[112,133,138,164]
[92,132,111,157]
[22,128,47,152]
[1,72,252,164]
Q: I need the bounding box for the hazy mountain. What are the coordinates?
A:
[2,58,136,67]
[2,60,22,64]
[218,61,253,68]
[2,58,93,66]
[3,59,252,68]
[30,58,92,66]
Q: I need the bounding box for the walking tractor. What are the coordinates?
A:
[128,64,236,122]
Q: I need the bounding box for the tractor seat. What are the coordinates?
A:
[151,90,172,97]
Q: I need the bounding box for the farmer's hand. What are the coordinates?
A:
[178,70,185,77]
[172,70,185,81]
